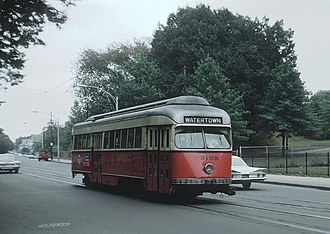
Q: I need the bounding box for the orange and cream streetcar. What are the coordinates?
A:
[71,96,235,198]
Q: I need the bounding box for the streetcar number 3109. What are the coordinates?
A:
[200,156,219,160]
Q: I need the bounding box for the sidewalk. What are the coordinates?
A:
[51,158,330,190]
[264,174,330,190]
[50,158,71,164]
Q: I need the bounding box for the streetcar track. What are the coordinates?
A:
[230,195,330,213]
[180,197,330,234]
[231,191,330,207]
[198,196,330,221]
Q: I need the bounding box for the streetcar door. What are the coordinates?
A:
[92,132,103,184]
[146,127,171,193]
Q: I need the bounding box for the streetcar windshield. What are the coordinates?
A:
[175,129,204,149]
[175,127,231,149]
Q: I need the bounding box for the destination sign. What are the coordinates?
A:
[184,116,223,124]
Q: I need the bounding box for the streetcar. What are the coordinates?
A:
[71,96,235,198]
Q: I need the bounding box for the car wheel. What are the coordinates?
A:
[242,181,251,189]
[15,169,19,173]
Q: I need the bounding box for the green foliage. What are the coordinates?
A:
[258,62,308,138]
[186,56,252,143]
[0,0,74,91]
[151,4,306,143]
[74,41,164,118]
[0,128,14,153]
[60,121,73,151]
[305,90,330,139]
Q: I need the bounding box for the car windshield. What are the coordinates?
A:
[175,127,231,149]
[0,154,15,162]
[232,156,248,167]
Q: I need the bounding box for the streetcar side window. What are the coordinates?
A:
[149,129,153,147]
[109,130,115,149]
[121,129,128,148]
[154,129,158,147]
[115,130,121,149]
[104,131,110,149]
[74,127,143,150]
[166,129,170,148]
[135,127,142,148]
[127,128,134,148]
[93,132,103,150]
[88,134,92,149]
[74,135,80,150]
[161,130,165,148]
[82,134,88,149]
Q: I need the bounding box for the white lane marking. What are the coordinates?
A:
[39,222,71,228]
[253,216,330,234]
[22,172,84,187]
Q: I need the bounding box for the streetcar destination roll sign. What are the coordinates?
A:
[184,116,223,124]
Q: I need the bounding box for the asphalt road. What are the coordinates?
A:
[0,156,329,234]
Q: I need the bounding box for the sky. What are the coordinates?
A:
[0,0,329,141]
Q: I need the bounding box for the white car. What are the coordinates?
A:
[0,154,21,173]
[231,155,267,189]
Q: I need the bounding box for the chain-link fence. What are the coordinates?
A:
[236,146,330,177]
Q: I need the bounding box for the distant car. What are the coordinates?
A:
[231,155,267,189]
[38,149,49,161]
[24,154,37,159]
[0,154,21,173]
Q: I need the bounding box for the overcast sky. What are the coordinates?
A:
[0,0,329,141]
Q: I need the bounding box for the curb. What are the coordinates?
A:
[49,160,71,165]
[259,180,330,191]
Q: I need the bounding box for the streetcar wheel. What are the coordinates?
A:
[242,181,251,189]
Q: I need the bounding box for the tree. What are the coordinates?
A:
[0,128,14,153]
[258,62,308,150]
[186,56,252,144]
[151,5,303,142]
[305,90,330,139]
[0,0,74,94]
[74,41,164,117]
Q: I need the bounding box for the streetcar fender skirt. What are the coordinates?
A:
[171,184,234,196]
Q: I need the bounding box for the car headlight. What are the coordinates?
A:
[204,163,214,174]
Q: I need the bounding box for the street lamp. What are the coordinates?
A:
[77,84,119,111]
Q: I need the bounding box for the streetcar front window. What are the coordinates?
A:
[204,129,231,149]
[175,127,231,149]
[175,129,204,149]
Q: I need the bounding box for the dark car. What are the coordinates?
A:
[0,154,21,173]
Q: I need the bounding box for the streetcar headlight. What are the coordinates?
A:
[204,163,214,174]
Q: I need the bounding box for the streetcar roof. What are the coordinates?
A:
[74,96,231,128]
